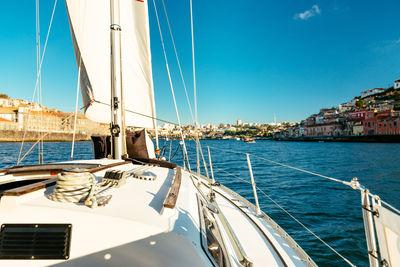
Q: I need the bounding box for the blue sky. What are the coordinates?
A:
[0,0,400,125]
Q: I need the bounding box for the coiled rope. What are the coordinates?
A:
[47,171,112,208]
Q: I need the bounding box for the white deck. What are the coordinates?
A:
[0,159,315,266]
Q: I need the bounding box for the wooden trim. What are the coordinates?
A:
[3,178,58,196]
[126,158,177,169]
[88,161,131,173]
[163,167,182,209]
[5,163,102,175]
[2,161,132,197]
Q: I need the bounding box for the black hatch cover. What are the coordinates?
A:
[0,224,71,260]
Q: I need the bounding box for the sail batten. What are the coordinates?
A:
[66,0,156,128]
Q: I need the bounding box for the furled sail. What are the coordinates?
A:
[65,0,156,128]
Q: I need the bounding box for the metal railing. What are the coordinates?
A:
[200,144,400,267]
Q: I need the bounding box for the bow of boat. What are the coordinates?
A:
[0,159,315,266]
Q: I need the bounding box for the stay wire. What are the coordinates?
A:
[207,144,400,214]
[17,0,59,164]
[255,186,356,266]
[151,0,191,170]
[212,164,251,185]
[212,163,356,267]
[170,143,181,160]
[207,145,352,187]
[16,105,87,166]
[160,0,195,124]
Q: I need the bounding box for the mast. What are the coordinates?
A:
[110,0,126,159]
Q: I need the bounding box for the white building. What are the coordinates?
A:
[0,107,16,122]
[394,79,400,89]
[0,98,11,107]
[236,119,242,126]
[339,98,357,112]
[161,123,175,131]
[315,116,324,124]
[361,88,385,99]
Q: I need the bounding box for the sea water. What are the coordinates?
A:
[1,140,399,266]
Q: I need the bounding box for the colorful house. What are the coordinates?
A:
[363,111,400,135]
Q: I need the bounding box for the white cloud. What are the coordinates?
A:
[294,5,321,20]
[370,37,400,52]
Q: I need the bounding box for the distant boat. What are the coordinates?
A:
[244,136,255,143]
[235,137,240,141]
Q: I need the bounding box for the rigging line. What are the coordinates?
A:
[368,192,400,215]
[212,164,252,185]
[169,142,181,160]
[251,154,352,187]
[93,100,179,126]
[212,163,356,267]
[255,186,356,267]
[152,0,181,126]
[195,139,210,179]
[160,0,195,124]
[190,0,200,177]
[36,0,42,162]
[168,139,172,161]
[38,0,43,163]
[16,131,51,166]
[150,0,191,170]
[71,59,82,160]
[190,0,198,125]
[188,137,211,178]
[17,0,59,164]
[207,145,352,187]
[16,105,87,166]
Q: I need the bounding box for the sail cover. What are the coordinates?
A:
[66,0,156,128]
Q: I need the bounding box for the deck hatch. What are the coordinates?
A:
[0,224,71,260]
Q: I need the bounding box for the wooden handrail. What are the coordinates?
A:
[163,167,182,209]
[3,178,58,196]
[2,161,132,197]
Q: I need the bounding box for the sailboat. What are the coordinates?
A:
[0,1,399,266]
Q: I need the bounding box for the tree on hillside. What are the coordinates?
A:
[394,91,400,101]
[0,94,9,98]
[356,99,365,107]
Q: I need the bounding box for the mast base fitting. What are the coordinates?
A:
[111,125,120,137]
[155,148,161,158]
[208,191,216,202]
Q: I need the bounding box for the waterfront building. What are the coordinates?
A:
[0,106,108,136]
[0,107,17,122]
[304,123,343,137]
[363,111,400,135]
[0,117,18,131]
[236,119,242,126]
[352,121,364,136]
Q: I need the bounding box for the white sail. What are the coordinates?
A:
[66,0,156,128]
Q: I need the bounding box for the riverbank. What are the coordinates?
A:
[0,130,91,142]
[273,135,400,142]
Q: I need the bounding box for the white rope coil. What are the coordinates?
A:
[48,172,98,203]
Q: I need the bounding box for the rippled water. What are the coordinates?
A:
[1,140,399,266]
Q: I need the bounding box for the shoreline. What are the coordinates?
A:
[0,130,91,142]
[272,135,400,143]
